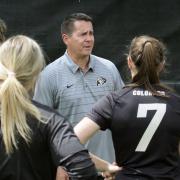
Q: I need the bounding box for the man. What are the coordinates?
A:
[34,13,124,179]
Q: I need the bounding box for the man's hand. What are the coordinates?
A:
[56,166,69,180]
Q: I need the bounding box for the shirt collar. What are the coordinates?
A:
[65,51,95,73]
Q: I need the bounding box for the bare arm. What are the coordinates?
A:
[89,153,121,173]
[74,117,100,144]
[74,117,121,174]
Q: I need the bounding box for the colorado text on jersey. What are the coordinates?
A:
[133,90,165,96]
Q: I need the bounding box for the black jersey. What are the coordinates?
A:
[87,86,180,179]
[0,101,97,180]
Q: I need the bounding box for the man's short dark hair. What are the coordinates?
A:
[61,13,93,35]
[0,18,7,43]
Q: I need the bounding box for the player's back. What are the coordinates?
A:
[111,86,180,179]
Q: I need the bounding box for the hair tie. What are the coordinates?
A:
[7,71,16,78]
[142,40,152,50]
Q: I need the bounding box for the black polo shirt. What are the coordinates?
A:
[87,86,180,179]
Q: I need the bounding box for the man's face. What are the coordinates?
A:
[63,20,94,58]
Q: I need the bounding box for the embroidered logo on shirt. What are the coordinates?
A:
[97,77,106,86]
[66,84,73,88]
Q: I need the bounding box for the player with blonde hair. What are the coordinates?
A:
[0,35,98,180]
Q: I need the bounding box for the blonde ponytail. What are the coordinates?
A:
[0,35,45,154]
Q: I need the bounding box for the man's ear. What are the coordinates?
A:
[62,33,69,46]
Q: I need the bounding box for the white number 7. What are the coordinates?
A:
[135,103,166,152]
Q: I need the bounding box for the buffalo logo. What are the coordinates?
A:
[97,77,106,86]
[66,84,73,88]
